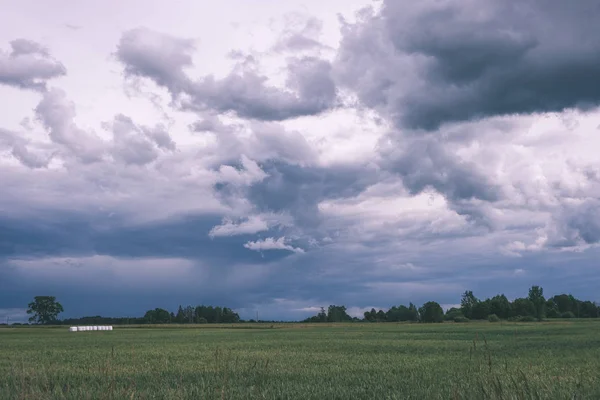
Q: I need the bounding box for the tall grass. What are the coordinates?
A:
[1,321,599,399]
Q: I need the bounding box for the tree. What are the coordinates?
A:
[579,301,599,318]
[528,286,546,320]
[143,308,171,324]
[419,301,444,323]
[318,307,327,322]
[407,303,419,321]
[303,307,328,323]
[387,305,408,322]
[327,305,352,322]
[460,291,478,319]
[175,305,185,323]
[472,299,492,320]
[550,294,574,314]
[27,296,64,324]
[221,307,240,323]
[511,298,536,317]
[364,308,377,322]
[386,306,401,322]
[184,306,194,323]
[489,294,511,319]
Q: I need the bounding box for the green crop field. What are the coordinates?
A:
[1,321,599,399]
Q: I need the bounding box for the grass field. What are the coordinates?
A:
[1,321,600,399]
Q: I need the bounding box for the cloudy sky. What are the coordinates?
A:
[1,0,600,322]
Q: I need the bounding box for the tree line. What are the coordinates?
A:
[60,305,241,325]
[19,297,241,325]
[13,287,600,325]
[303,286,600,323]
[144,305,240,324]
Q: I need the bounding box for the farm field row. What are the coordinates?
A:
[1,321,599,399]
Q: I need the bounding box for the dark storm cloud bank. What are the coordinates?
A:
[2,237,599,320]
[116,28,337,121]
[0,211,311,317]
[337,0,600,129]
[0,212,293,263]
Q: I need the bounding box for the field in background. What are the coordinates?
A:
[1,321,599,399]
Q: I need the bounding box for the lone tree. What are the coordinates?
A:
[27,296,64,324]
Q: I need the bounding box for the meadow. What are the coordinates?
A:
[1,320,599,399]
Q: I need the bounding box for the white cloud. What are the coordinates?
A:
[215,155,265,184]
[209,216,270,237]
[0,39,66,91]
[35,88,108,163]
[244,237,305,253]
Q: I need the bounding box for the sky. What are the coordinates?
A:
[1,0,600,323]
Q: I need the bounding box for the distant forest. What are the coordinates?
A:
[4,286,599,325]
[303,286,600,323]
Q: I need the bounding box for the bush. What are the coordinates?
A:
[444,308,463,321]
[454,316,470,323]
[560,311,576,319]
[197,317,208,324]
[488,314,500,322]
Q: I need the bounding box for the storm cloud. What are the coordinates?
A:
[1,0,600,321]
[336,0,600,130]
[117,28,338,121]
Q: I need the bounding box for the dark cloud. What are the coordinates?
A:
[0,213,96,259]
[383,137,501,203]
[0,210,315,319]
[3,216,599,320]
[547,200,600,249]
[242,161,379,227]
[336,0,600,130]
[566,204,600,246]
[116,28,337,121]
[0,212,290,263]
[9,39,50,57]
[182,56,337,120]
[116,28,194,94]
[191,117,317,167]
[0,39,66,91]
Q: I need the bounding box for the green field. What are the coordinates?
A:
[1,321,599,399]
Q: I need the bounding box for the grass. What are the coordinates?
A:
[1,320,600,399]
